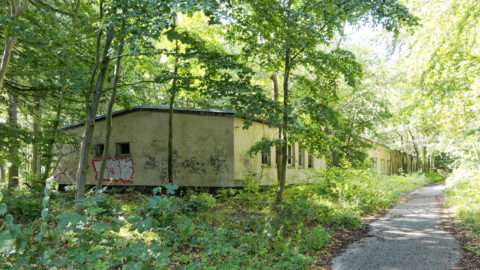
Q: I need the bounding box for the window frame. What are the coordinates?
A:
[298,146,305,168]
[287,144,295,166]
[115,142,131,156]
[94,144,104,157]
[308,154,314,169]
[261,149,271,166]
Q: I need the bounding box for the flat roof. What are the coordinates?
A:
[61,106,235,130]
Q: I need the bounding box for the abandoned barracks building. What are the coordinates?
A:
[56,106,414,187]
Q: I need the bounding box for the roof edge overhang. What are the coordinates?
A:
[61,106,235,130]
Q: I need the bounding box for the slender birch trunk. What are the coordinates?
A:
[74,26,115,214]
[7,93,19,188]
[43,89,64,182]
[96,20,126,191]
[31,95,42,186]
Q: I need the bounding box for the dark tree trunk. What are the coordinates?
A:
[7,93,19,188]
[408,128,420,172]
[0,163,5,183]
[168,91,175,184]
[270,73,282,181]
[43,89,64,182]
[168,39,179,185]
[422,145,427,173]
[275,50,290,206]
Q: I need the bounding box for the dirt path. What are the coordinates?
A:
[332,184,461,270]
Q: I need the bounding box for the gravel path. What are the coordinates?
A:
[332,184,461,270]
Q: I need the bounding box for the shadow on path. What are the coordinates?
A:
[332,185,461,270]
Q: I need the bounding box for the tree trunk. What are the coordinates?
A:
[411,155,414,172]
[0,0,28,91]
[397,134,407,173]
[390,151,395,175]
[270,73,282,181]
[0,37,16,92]
[408,128,420,172]
[168,92,175,185]
[168,39,179,185]
[422,145,427,173]
[7,93,19,188]
[74,26,115,214]
[275,50,290,206]
[0,163,5,183]
[31,95,42,186]
[430,153,435,171]
[96,20,126,191]
[43,89,64,182]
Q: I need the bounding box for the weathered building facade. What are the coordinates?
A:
[57,106,326,187]
[56,106,418,187]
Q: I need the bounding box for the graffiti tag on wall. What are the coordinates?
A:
[143,151,229,184]
[92,157,135,183]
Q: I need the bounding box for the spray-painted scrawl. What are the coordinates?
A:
[92,157,135,183]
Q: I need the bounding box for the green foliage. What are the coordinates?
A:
[0,189,43,222]
[247,138,283,157]
[425,171,444,183]
[184,192,216,213]
[305,226,329,251]
[445,163,480,242]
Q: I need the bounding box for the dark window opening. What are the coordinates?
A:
[95,144,104,157]
[261,150,271,166]
[287,145,294,165]
[308,155,314,168]
[298,147,305,167]
[116,143,130,155]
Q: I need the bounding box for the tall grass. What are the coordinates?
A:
[445,163,480,237]
[285,168,434,217]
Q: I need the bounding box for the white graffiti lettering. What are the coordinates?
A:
[93,158,134,183]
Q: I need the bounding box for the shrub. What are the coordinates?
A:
[305,225,329,250]
[184,192,216,213]
[1,188,44,222]
[445,163,480,236]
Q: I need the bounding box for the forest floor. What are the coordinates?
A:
[1,171,447,268]
[331,184,463,269]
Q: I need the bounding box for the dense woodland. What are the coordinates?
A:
[0,0,479,268]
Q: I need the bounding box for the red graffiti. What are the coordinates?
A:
[92,157,134,183]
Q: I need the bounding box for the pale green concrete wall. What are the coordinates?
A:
[57,109,403,188]
[233,118,325,185]
[56,110,235,187]
[367,143,392,174]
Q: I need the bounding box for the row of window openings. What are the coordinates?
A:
[373,158,391,172]
[95,143,130,157]
[262,145,314,168]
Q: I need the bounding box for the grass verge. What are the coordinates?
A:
[445,163,480,254]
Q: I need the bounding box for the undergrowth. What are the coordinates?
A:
[0,169,436,269]
[445,163,480,249]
